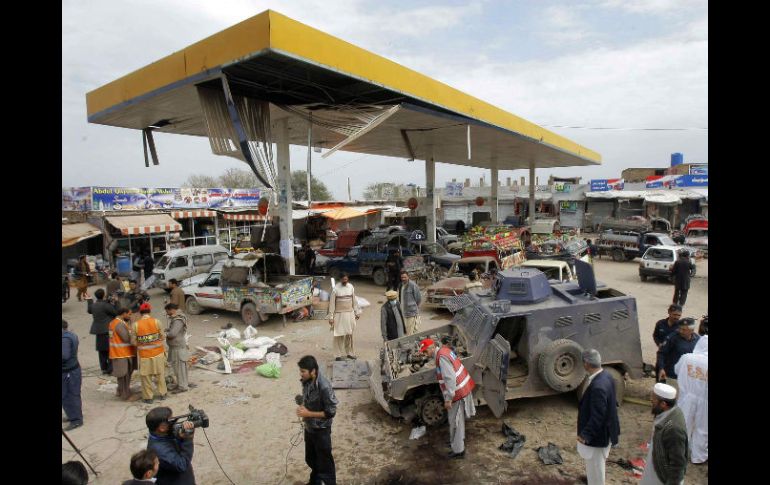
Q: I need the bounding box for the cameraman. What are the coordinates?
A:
[145,407,195,485]
[297,355,338,485]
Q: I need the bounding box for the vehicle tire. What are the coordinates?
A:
[241,302,260,326]
[640,274,648,282]
[624,254,636,261]
[419,394,448,427]
[575,366,626,405]
[372,268,387,286]
[185,296,203,315]
[611,249,625,262]
[328,266,342,280]
[538,339,586,393]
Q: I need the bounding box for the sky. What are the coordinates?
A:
[62,0,708,200]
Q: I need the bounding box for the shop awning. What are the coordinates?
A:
[105,214,182,235]
[221,213,266,221]
[170,210,217,218]
[62,223,102,247]
[320,207,375,221]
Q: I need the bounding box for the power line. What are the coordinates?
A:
[540,124,708,131]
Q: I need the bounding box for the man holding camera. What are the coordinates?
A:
[297,355,338,485]
[146,407,196,485]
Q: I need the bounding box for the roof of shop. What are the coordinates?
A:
[585,190,706,203]
[62,223,102,247]
[105,214,182,235]
[86,10,600,171]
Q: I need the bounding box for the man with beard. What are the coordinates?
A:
[109,307,138,401]
[165,303,194,394]
[327,274,361,361]
[639,383,689,485]
[297,355,338,485]
[380,290,406,341]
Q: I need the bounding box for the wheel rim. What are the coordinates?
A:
[554,353,577,378]
[421,396,446,426]
[187,299,200,313]
[243,307,254,323]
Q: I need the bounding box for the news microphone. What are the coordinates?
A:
[295,394,304,405]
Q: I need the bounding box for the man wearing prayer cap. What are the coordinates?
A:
[380,290,406,341]
[639,383,689,485]
[674,335,708,463]
[655,318,700,390]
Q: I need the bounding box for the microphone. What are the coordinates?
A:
[294,394,304,406]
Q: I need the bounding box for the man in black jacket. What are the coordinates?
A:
[671,250,695,306]
[576,349,620,485]
[146,407,195,485]
[297,355,338,485]
[87,288,117,374]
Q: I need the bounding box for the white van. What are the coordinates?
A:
[152,245,230,290]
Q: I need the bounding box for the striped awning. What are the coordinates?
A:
[105,214,182,235]
[170,210,217,218]
[62,223,102,247]
[222,213,266,221]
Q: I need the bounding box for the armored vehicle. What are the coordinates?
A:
[369,260,644,426]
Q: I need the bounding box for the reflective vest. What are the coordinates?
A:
[108,318,135,359]
[135,316,164,359]
[435,346,475,402]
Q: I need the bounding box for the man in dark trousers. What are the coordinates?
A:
[146,406,196,485]
[305,243,317,275]
[385,249,403,291]
[656,318,700,391]
[576,349,620,485]
[652,304,683,348]
[639,383,689,485]
[671,250,695,306]
[297,355,338,485]
[87,288,117,375]
[62,319,84,430]
[143,252,155,280]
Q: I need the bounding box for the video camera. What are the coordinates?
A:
[169,405,209,436]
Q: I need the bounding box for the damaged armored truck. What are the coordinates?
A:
[369,260,644,426]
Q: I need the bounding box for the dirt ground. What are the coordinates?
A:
[62,254,708,484]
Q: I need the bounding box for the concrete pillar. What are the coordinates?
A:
[426,156,436,243]
[491,167,499,223]
[464,178,470,187]
[529,162,536,224]
[276,118,295,274]
[520,176,526,186]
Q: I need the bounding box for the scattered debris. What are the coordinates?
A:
[218,379,240,388]
[234,361,262,374]
[221,327,241,340]
[536,443,564,465]
[223,395,251,406]
[328,360,371,389]
[409,426,426,440]
[499,423,526,459]
[221,322,233,330]
[267,342,288,355]
[255,362,281,378]
[243,325,258,339]
[97,382,118,393]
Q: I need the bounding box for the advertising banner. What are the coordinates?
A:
[646,175,680,189]
[554,182,572,193]
[444,182,464,197]
[62,187,93,211]
[689,165,708,176]
[674,175,708,187]
[590,179,624,191]
[206,188,262,208]
[87,187,263,210]
[91,187,176,211]
[559,200,578,212]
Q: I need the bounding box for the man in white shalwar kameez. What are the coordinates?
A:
[674,335,708,463]
[328,274,361,360]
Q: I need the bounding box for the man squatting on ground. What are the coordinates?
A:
[421,337,476,459]
[297,355,339,485]
[145,407,196,485]
[576,349,620,485]
[328,273,361,361]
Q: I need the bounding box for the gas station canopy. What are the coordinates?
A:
[86,10,600,170]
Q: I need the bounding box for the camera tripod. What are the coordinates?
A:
[61,428,99,476]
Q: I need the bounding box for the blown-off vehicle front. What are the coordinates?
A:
[369,260,644,426]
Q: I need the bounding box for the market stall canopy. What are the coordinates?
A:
[321,207,377,221]
[170,210,217,218]
[62,223,102,247]
[105,214,182,235]
[86,10,600,171]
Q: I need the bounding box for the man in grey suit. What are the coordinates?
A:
[398,271,422,335]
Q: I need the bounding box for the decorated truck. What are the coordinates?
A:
[182,252,316,325]
[448,225,531,270]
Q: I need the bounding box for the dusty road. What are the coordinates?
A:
[62,256,707,484]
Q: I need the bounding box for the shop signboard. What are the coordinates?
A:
[91,187,176,211]
[554,182,572,193]
[674,175,708,187]
[62,187,93,211]
[689,165,708,176]
[206,188,262,208]
[590,179,624,191]
[559,200,578,212]
[444,182,464,197]
[646,175,681,189]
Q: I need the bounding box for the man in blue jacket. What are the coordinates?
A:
[62,319,83,431]
[145,407,195,485]
[576,349,620,485]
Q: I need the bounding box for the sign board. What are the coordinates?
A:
[554,182,572,193]
[559,200,578,212]
[444,182,464,197]
[85,187,263,211]
[674,175,708,187]
[590,179,624,191]
[62,187,93,211]
[91,187,176,211]
[689,165,708,176]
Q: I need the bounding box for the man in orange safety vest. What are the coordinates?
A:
[108,306,137,401]
[131,302,167,404]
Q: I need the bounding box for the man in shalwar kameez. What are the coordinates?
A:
[674,335,708,463]
[328,274,361,361]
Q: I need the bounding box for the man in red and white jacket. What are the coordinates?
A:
[421,337,476,459]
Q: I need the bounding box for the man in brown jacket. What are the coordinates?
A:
[168,279,186,310]
[164,303,194,393]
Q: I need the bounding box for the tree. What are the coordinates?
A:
[363,182,412,200]
[218,167,259,188]
[291,170,332,201]
[182,174,219,188]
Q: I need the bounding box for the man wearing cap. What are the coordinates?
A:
[380,290,406,341]
[109,307,138,401]
[639,383,689,485]
[131,303,168,404]
[656,318,700,390]
[674,335,708,464]
[399,271,422,335]
[421,337,476,459]
[671,250,695,306]
[576,349,620,485]
[328,273,361,361]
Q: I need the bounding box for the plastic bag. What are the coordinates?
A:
[243,325,258,339]
[356,296,370,308]
[242,348,266,360]
[220,328,241,340]
[536,443,564,465]
[240,337,277,349]
[318,290,330,302]
[409,426,426,440]
[265,352,282,368]
[267,342,288,355]
[255,362,281,378]
[217,337,231,349]
[499,422,526,459]
[226,346,244,361]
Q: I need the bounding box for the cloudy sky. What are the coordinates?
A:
[62,0,707,199]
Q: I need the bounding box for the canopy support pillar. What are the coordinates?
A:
[276,118,295,274]
[426,156,436,243]
[491,167,499,223]
[529,162,536,225]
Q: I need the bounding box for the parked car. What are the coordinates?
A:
[153,245,230,290]
[639,245,697,283]
[684,227,708,258]
[325,231,420,285]
[525,237,589,273]
[597,231,702,262]
[369,260,645,425]
[519,260,574,283]
[317,229,371,258]
[435,227,459,248]
[408,240,460,270]
[424,256,499,309]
